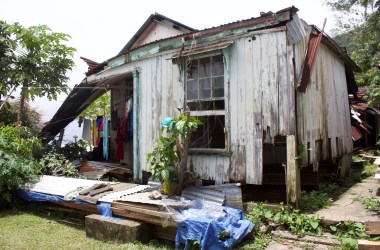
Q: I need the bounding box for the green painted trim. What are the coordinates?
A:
[133,69,141,181]
[106,21,288,70]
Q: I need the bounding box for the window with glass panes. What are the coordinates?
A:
[186,53,226,150]
[186,54,224,102]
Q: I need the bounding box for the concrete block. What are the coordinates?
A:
[85,214,152,243]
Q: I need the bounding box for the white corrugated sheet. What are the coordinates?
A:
[98,185,150,202]
[25,175,107,197]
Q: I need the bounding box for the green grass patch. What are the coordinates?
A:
[300,184,337,212]
[0,209,173,250]
[362,162,377,177]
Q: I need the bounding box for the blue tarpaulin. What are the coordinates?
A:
[16,189,88,204]
[175,203,254,250]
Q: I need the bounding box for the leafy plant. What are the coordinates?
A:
[38,152,82,178]
[272,206,323,237]
[329,220,368,239]
[0,125,43,158]
[0,149,39,206]
[147,135,178,194]
[245,203,323,237]
[362,196,380,214]
[0,125,42,206]
[146,112,202,195]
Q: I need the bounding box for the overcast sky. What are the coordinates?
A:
[1,0,335,141]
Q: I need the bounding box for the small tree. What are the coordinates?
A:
[147,112,202,195]
[0,20,76,124]
[0,100,42,134]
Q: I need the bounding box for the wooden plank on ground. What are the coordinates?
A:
[365,221,380,236]
[111,207,177,228]
[358,239,380,250]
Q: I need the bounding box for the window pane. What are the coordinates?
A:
[187,80,198,100]
[199,78,211,99]
[199,57,211,77]
[212,55,224,76]
[187,59,198,79]
[190,115,225,149]
[212,77,224,98]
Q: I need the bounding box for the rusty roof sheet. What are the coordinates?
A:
[351,125,363,141]
[112,6,297,60]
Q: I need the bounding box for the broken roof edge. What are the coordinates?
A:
[39,79,105,142]
[117,12,197,56]
[311,24,361,72]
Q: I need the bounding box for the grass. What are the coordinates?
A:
[0,208,173,250]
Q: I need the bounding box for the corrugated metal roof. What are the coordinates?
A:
[113,6,297,60]
[181,186,225,206]
[118,12,196,56]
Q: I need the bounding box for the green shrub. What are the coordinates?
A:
[0,125,43,158]
[0,149,39,206]
[0,126,43,206]
[329,220,368,239]
[245,203,323,237]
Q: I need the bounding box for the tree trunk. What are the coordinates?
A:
[176,111,192,193]
[17,80,28,125]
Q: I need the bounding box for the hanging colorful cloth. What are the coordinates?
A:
[96,116,104,147]
[92,120,99,148]
[103,115,109,160]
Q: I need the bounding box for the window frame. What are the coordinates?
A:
[184,51,229,153]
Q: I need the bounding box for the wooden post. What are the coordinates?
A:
[286,135,300,208]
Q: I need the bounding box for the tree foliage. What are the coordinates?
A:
[325,0,380,106]
[80,91,111,120]
[0,125,42,206]
[0,20,76,99]
[0,20,76,125]
[0,100,42,134]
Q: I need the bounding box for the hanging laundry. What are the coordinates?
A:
[82,118,92,141]
[92,120,99,148]
[103,115,109,160]
[126,109,133,142]
[96,116,104,147]
[78,116,84,127]
[124,98,133,120]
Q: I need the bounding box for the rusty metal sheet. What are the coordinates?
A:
[351,126,363,142]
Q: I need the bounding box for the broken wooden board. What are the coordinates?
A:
[358,239,380,250]
[365,221,380,236]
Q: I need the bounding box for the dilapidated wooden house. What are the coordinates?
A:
[42,6,359,205]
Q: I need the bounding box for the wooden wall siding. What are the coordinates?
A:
[137,53,183,173]
[136,22,184,50]
[295,39,353,170]
[188,155,230,185]
[228,30,294,184]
